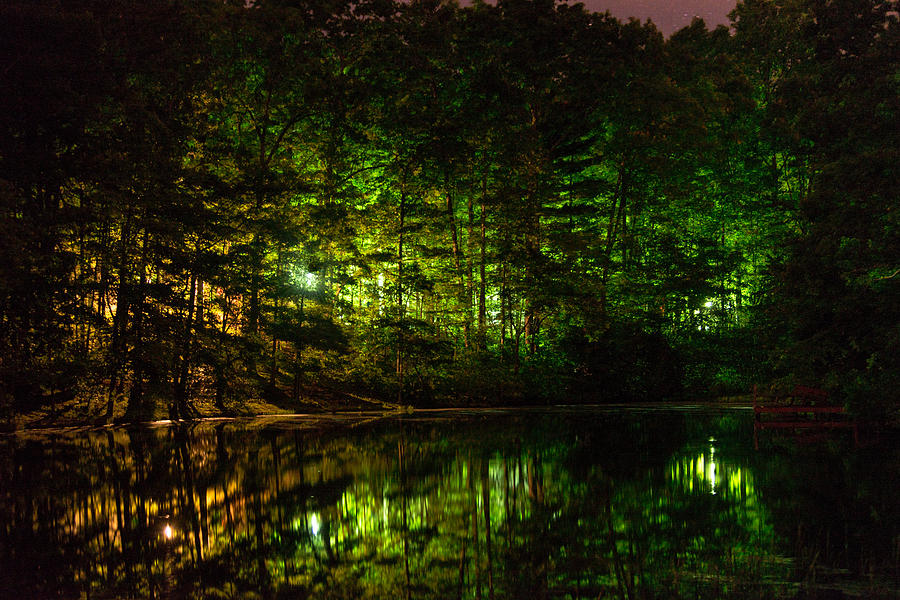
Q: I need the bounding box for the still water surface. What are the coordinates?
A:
[1,407,897,599]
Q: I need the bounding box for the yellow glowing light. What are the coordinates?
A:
[164,524,173,540]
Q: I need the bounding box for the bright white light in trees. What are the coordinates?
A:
[290,265,317,289]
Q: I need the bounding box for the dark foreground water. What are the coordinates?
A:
[1,407,898,599]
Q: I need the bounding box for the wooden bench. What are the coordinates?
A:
[752,384,858,448]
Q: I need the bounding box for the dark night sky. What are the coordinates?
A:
[575,0,736,35]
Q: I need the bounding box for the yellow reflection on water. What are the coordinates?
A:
[668,441,754,501]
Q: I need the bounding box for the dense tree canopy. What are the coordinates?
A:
[1,0,898,423]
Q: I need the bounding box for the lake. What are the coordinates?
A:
[1,407,897,599]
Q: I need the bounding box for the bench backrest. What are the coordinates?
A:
[792,385,828,402]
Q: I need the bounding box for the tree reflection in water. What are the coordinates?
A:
[0,409,897,599]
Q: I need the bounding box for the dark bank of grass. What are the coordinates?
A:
[5,384,898,434]
[0,393,751,433]
[1,379,423,431]
[1,395,283,432]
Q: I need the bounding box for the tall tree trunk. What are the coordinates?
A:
[599,166,626,317]
[466,190,476,348]
[247,233,263,336]
[448,187,470,348]
[173,270,198,420]
[397,189,406,406]
[124,229,150,422]
[478,189,488,351]
[523,187,542,358]
[293,293,304,403]
[500,261,508,355]
[105,214,133,422]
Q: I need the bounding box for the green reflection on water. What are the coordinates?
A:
[0,409,897,599]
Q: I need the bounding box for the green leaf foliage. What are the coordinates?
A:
[2,0,898,421]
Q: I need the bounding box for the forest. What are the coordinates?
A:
[1,0,899,424]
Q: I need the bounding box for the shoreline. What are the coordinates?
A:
[3,400,759,434]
